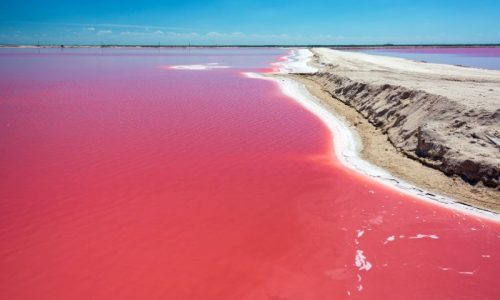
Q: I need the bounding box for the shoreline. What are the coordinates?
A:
[250,49,500,221]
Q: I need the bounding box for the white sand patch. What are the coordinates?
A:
[384,235,395,244]
[276,49,317,73]
[356,274,363,291]
[354,250,372,271]
[459,271,476,276]
[439,267,476,275]
[408,234,439,240]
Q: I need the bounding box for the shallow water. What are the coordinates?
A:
[0,48,499,299]
[360,47,500,70]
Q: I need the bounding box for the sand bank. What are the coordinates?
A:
[297,48,500,212]
[253,49,499,219]
[310,48,499,185]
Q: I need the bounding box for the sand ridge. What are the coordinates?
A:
[276,48,500,214]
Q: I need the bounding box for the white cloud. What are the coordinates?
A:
[154,30,164,34]
[206,31,223,38]
[120,31,134,36]
[204,32,293,39]
[86,27,95,31]
[97,30,112,35]
[165,32,199,38]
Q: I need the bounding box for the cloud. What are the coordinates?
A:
[86,27,95,31]
[97,30,112,35]
[115,30,201,41]
[202,32,298,40]
[119,31,135,36]
[206,31,223,38]
[165,32,199,38]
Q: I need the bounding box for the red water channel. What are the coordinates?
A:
[0,48,498,299]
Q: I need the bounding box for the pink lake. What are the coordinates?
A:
[0,47,499,299]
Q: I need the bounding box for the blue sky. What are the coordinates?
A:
[1,0,499,45]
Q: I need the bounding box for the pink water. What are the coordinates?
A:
[0,48,499,299]
[360,47,500,70]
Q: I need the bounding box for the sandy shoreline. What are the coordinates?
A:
[307,49,500,187]
[256,49,500,220]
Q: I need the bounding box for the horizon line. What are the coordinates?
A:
[1,43,500,48]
